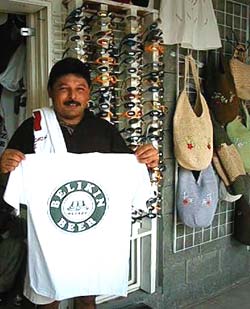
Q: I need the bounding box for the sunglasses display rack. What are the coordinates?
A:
[62,0,165,221]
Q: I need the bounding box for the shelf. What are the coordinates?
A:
[84,0,159,17]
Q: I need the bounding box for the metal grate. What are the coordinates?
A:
[173,0,250,253]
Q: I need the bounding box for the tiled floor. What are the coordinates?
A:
[185,279,250,309]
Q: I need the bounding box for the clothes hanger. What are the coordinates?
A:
[170,50,204,68]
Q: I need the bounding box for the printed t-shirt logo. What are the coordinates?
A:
[49,180,107,233]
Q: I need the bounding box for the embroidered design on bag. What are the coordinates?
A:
[202,193,212,207]
[182,192,192,206]
[186,137,194,150]
[230,137,249,148]
[212,91,236,105]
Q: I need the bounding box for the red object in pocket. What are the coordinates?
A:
[33,111,42,131]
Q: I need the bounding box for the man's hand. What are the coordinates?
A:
[0,149,25,174]
[135,144,159,169]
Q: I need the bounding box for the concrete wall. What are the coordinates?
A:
[99,0,250,308]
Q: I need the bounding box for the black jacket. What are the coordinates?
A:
[8,109,132,154]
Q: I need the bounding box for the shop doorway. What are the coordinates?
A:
[0,0,52,153]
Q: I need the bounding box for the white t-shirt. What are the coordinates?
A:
[160,0,222,50]
[4,152,153,302]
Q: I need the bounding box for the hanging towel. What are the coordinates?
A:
[33,107,67,153]
[160,0,222,50]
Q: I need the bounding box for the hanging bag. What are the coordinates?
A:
[234,177,250,245]
[205,50,239,125]
[176,164,218,228]
[211,114,247,195]
[229,44,250,100]
[226,102,250,173]
[173,55,213,171]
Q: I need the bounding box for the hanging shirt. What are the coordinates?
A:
[0,116,8,155]
[0,43,26,140]
[160,0,222,50]
[3,152,153,301]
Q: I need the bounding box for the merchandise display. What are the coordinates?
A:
[62,1,165,219]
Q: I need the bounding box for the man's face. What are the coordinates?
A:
[48,73,90,125]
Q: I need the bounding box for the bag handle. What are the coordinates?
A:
[184,55,201,93]
[233,44,246,62]
[241,102,250,129]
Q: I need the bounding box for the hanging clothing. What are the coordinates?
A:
[0,14,22,74]
[0,43,26,140]
[4,152,153,303]
[160,0,222,50]
[0,114,8,154]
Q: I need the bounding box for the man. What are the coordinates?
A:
[0,58,159,309]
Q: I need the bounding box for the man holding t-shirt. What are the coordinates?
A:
[0,58,159,309]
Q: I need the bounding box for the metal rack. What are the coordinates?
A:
[173,0,250,253]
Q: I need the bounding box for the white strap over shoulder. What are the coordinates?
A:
[33,107,67,153]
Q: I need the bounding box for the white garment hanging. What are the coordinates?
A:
[0,43,26,139]
[160,0,222,50]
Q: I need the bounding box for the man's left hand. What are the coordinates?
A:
[135,144,159,169]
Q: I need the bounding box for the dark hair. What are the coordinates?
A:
[47,57,91,89]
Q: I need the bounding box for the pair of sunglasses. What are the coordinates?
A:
[120,126,143,135]
[94,56,117,65]
[126,134,145,144]
[143,28,163,43]
[62,47,90,59]
[122,101,142,109]
[142,18,162,36]
[144,42,164,54]
[143,61,165,70]
[93,73,117,85]
[122,92,141,101]
[119,38,143,49]
[99,101,113,111]
[118,54,142,66]
[118,109,142,119]
[143,109,164,119]
[114,66,142,76]
[142,85,164,94]
[116,48,143,58]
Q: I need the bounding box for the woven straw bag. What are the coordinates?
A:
[173,55,213,170]
[230,44,250,100]
[226,102,250,173]
[216,143,246,183]
[212,113,246,186]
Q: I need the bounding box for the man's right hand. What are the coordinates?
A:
[0,149,25,173]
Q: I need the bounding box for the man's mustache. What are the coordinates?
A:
[64,100,81,106]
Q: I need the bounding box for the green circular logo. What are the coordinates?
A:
[49,180,107,233]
